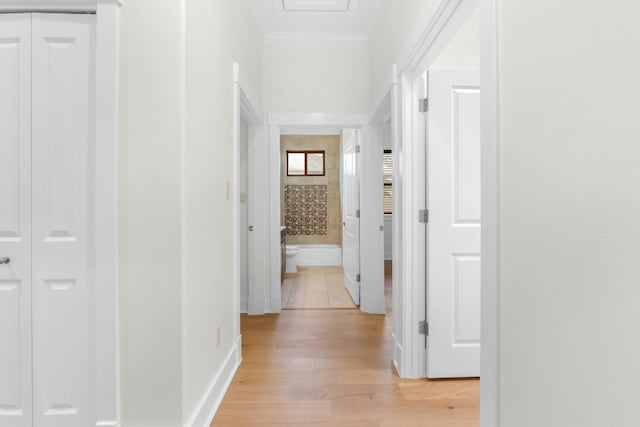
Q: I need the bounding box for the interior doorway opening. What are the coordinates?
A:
[279,133,355,310]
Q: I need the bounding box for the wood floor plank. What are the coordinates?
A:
[212,264,479,426]
[213,312,479,426]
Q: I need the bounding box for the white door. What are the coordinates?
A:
[31,14,95,427]
[0,13,95,427]
[427,70,481,378]
[247,123,264,314]
[0,13,33,427]
[342,129,360,305]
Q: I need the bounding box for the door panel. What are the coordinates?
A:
[31,14,95,427]
[342,129,360,305]
[0,14,32,427]
[427,70,481,378]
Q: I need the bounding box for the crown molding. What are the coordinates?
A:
[0,0,122,12]
[264,31,368,42]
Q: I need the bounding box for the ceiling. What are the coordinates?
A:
[248,0,384,38]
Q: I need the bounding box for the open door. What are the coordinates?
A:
[247,123,264,314]
[427,70,481,378]
[342,129,360,305]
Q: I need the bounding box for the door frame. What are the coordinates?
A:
[232,63,264,323]
[267,113,369,313]
[371,0,499,424]
[0,1,122,425]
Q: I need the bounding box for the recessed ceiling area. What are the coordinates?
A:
[282,0,351,12]
[249,0,383,38]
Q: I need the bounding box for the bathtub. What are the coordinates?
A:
[293,244,342,267]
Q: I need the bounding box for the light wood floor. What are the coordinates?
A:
[212,262,479,426]
[282,266,357,309]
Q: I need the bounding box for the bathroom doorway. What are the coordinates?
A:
[279,133,355,309]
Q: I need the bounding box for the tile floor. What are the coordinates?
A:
[281,266,357,309]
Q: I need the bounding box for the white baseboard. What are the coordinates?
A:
[384,252,392,260]
[240,298,248,313]
[269,295,281,313]
[95,422,117,427]
[184,335,242,427]
[392,332,403,376]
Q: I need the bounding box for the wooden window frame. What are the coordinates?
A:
[286,150,326,176]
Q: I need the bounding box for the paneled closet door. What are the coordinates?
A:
[31,13,96,427]
[0,13,33,427]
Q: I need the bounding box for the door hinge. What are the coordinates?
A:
[356,145,361,153]
[356,209,360,218]
[419,320,429,336]
[419,98,429,113]
[356,274,361,282]
[419,209,428,223]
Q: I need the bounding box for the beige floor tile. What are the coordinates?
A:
[283,266,356,309]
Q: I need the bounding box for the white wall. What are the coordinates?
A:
[118,1,184,425]
[369,0,442,100]
[118,0,262,425]
[263,38,370,113]
[498,1,640,425]
[430,6,478,70]
[183,0,262,422]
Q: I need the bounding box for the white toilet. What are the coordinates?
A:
[285,245,299,273]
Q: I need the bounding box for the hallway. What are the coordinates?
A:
[212,310,479,426]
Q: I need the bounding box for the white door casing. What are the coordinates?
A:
[0,13,32,427]
[358,124,385,314]
[427,70,481,378]
[342,129,360,305]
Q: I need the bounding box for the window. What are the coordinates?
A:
[383,150,392,214]
[287,151,325,176]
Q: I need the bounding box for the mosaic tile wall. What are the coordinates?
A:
[284,185,328,236]
[281,135,341,245]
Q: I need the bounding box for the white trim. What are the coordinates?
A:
[267,113,369,313]
[93,2,121,425]
[269,112,368,127]
[240,298,248,314]
[480,0,499,425]
[232,63,263,122]
[264,32,368,42]
[268,125,282,313]
[280,126,342,136]
[392,332,403,375]
[397,71,427,379]
[183,335,242,427]
[398,0,478,75]
[0,0,122,12]
[232,63,265,318]
[362,71,396,316]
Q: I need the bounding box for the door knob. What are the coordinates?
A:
[0,257,9,265]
